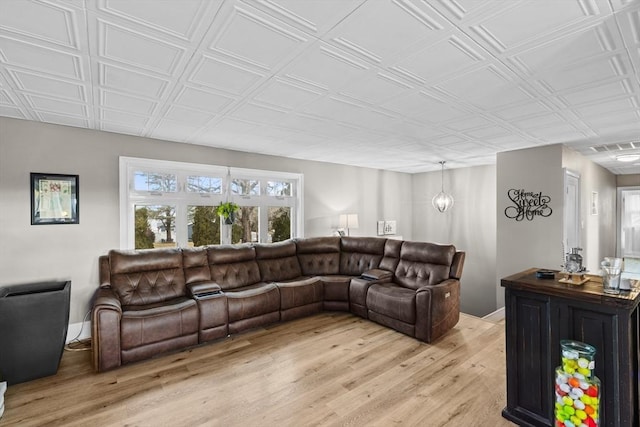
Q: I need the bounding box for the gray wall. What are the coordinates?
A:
[0,117,622,324]
[496,144,617,308]
[412,164,497,317]
[0,117,412,323]
[496,145,565,308]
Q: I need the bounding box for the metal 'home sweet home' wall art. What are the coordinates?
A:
[504,188,552,221]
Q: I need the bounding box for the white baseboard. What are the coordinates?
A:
[482,306,505,322]
[66,320,91,343]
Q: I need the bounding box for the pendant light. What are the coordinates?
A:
[432,161,454,213]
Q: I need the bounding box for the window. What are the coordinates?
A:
[268,206,291,242]
[189,205,220,246]
[135,204,176,248]
[267,180,292,197]
[187,176,222,194]
[232,206,258,244]
[618,187,640,258]
[120,157,303,249]
[134,172,177,193]
[231,178,260,196]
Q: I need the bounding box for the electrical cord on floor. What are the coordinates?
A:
[64,310,92,352]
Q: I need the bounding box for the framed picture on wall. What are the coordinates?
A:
[31,173,79,225]
[384,220,397,235]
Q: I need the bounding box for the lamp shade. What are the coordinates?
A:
[432,160,454,213]
[339,213,359,228]
[432,191,454,213]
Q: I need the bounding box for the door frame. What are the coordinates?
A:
[563,168,581,254]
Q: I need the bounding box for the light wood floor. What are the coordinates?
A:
[2,313,514,426]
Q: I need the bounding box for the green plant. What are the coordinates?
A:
[216,202,239,220]
[191,206,220,246]
[134,207,155,249]
[271,207,290,243]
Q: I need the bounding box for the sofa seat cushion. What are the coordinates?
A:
[276,277,322,310]
[121,296,198,350]
[366,283,416,324]
[224,282,280,322]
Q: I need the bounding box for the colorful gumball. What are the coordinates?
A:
[555,340,600,427]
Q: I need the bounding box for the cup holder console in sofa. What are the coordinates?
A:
[92,237,465,372]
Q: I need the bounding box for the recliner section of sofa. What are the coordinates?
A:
[366,241,464,343]
[92,237,465,372]
[92,249,199,372]
[254,241,323,322]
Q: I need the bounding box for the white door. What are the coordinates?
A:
[564,170,580,253]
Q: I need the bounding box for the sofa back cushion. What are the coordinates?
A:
[207,245,261,290]
[182,247,211,284]
[255,240,302,282]
[108,248,186,306]
[379,239,402,272]
[339,237,385,275]
[295,237,340,276]
[394,242,456,290]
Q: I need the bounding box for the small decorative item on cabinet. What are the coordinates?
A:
[554,340,600,427]
[558,272,589,286]
[559,247,589,285]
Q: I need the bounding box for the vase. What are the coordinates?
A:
[555,340,600,427]
[224,212,235,225]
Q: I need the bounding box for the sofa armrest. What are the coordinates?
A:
[92,287,122,372]
[187,281,222,299]
[360,268,393,281]
[350,273,390,318]
[450,251,465,280]
[98,255,111,287]
[94,286,122,311]
[414,279,460,343]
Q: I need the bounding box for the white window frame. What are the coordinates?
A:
[119,157,304,248]
[617,186,640,258]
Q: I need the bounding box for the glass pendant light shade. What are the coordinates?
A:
[432,161,454,213]
[432,191,454,212]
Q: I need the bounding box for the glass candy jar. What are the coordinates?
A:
[554,340,600,427]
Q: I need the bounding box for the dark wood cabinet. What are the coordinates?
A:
[501,268,640,427]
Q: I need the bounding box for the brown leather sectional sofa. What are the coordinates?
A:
[92,236,465,372]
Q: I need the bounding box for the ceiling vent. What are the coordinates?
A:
[590,142,638,153]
